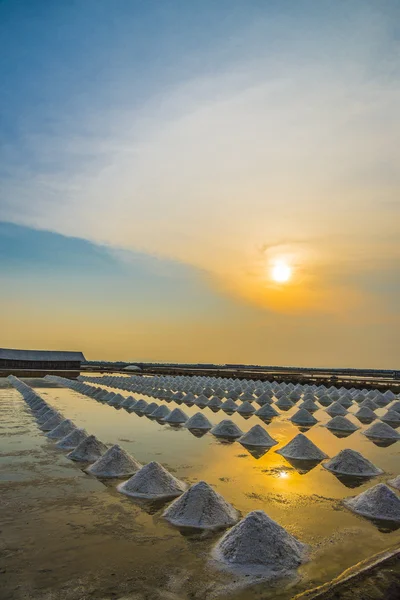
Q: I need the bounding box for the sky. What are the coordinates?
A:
[0,0,399,367]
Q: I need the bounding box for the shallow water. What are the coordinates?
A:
[1,376,400,600]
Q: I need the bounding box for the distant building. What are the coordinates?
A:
[0,348,85,372]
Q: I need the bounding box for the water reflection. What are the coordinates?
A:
[283,457,322,475]
[332,473,375,489]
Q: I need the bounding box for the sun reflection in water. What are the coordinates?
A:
[278,470,289,479]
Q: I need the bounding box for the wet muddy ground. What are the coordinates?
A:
[1,377,400,600]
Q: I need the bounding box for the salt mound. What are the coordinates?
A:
[121,397,136,409]
[343,484,400,522]
[86,444,142,478]
[326,402,348,417]
[164,408,188,424]
[56,428,89,450]
[325,416,359,432]
[184,413,212,431]
[355,407,376,422]
[37,408,57,424]
[117,461,187,500]
[318,395,333,406]
[221,399,238,412]
[363,422,400,441]
[208,397,223,409]
[211,420,243,439]
[256,392,273,406]
[324,449,383,477]
[359,399,378,410]
[388,475,400,491]
[144,402,158,415]
[40,413,64,431]
[239,425,278,448]
[381,410,400,426]
[290,409,317,426]
[299,399,319,413]
[237,401,256,415]
[338,396,353,408]
[163,481,239,530]
[276,433,327,461]
[212,510,308,577]
[275,396,295,410]
[195,395,209,408]
[45,419,76,439]
[255,404,279,419]
[390,401,400,414]
[150,405,171,420]
[67,435,107,462]
[133,399,148,413]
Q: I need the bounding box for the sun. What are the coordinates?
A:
[271,261,292,283]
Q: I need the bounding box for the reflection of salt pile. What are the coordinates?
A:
[324,449,383,477]
[212,510,308,577]
[388,476,400,491]
[46,419,76,439]
[325,416,359,432]
[239,425,277,448]
[290,409,317,426]
[211,420,243,439]
[184,413,212,431]
[67,435,107,462]
[343,483,400,522]
[56,428,88,450]
[363,422,400,441]
[117,461,187,500]
[255,404,278,419]
[86,444,142,478]
[163,481,239,530]
[40,413,64,431]
[276,433,327,460]
[164,408,188,424]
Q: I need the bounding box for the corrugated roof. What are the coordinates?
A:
[0,348,85,362]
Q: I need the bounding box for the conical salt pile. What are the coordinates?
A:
[255,404,278,419]
[117,461,187,500]
[381,410,400,427]
[163,481,239,530]
[239,425,278,448]
[221,399,238,412]
[318,395,333,407]
[208,397,223,409]
[290,409,317,426]
[388,475,400,491]
[133,399,148,413]
[144,402,158,415]
[86,444,142,478]
[121,397,136,409]
[195,395,209,408]
[212,510,308,577]
[211,420,243,439]
[256,392,273,406]
[276,433,327,461]
[324,449,383,477]
[343,483,400,522]
[40,413,64,431]
[359,398,379,410]
[299,399,319,413]
[326,402,348,417]
[275,396,295,410]
[237,401,256,415]
[363,422,400,441]
[325,416,359,432]
[390,401,400,414]
[354,407,376,423]
[184,413,212,431]
[150,405,171,420]
[164,408,188,424]
[37,408,56,423]
[56,428,89,450]
[45,419,76,439]
[67,434,107,462]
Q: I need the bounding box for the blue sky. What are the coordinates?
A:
[0,1,399,366]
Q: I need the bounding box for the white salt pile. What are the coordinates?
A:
[256,392,274,405]
[208,397,223,409]
[121,397,136,409]
[276,433,327,461]
[133,399,148,413]
[86,444,142,478]
[255,404,279,419]
[390,401,400,414]
[163,480,239,530]
[67,435,107,462]
[221,399,238,412]
[212,510,308,577]
[381,410,400,426]
[323,449,383,477]
[275,396,295,410]
[239,425,278,448]
[338,396,353,408]
[37,408,56,423]
[117,461,187,500]
[211,420,243,439]
[150,405,171,420]
[363,422,400,441]
[184,413,212,431]
[45,419,76,440]
[290,409,318,426]
[40,413,64,431]
[56,428,89,450]
[388,475,400,491]
[318,395,333,406]
[237,401,256,415]
[354,407,376,422]
[359,399,378,410]
[299,399,319,413]
[325,416,359,432]
[164,408,188,424]
[343,483,400,522]
[326,402,348,417]
[195,395,209,408]
[144,402,158,415]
